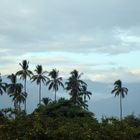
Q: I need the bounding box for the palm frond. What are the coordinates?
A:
[48,82,54,90]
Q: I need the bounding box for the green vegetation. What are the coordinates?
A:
[0,99,140,140]
[0,60,139,140]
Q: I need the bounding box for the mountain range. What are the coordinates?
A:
[0,76,140,119]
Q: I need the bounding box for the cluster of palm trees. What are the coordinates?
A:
[0,60,92,112]
[66,70,92,109]
[0,60,128,120]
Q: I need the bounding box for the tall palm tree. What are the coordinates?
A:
[16,60,33,112]
[31,65,48,105]
[0,74,6,95]
[46,69,64,102]
[65,70,87,105]
[111,80,128,121]
[7,74,26,111]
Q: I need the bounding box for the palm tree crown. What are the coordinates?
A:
[31,65,48,105]
[46,69,64,102]
[111,80,128,120]
[111,80,128,98]
[16,60,33,80]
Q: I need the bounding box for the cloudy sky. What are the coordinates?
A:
[0,0,140,83]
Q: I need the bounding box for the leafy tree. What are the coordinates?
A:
[46,69,64,102]
[7,74,26,111]
[16,60,33,112]
[65,70,87,106]
[31,65,48,105]
[111,80,128,121]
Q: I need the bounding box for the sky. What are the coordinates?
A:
[0,0,140,83]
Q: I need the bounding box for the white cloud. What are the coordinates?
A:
[91,74,106,81]
[89,67,140,83]
[128,68,140,75]
[0,0,140,55]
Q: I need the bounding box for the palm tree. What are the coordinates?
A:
[65,70,87,105]
[0,74,6,95]
[16,60,33,112]
[7,74,26,111]
[9,84,26,111]
[111,80,128,121]
[31,65,48,105]
[46,69,64,102]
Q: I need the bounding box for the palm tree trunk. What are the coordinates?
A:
[39,82,41,105]
[18,102,21,112]
[24,77,27,112]
[55,90,56,102]
[120,93,122,121]
[14,102,17,110]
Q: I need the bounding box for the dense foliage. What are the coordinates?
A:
[0,99,140,140]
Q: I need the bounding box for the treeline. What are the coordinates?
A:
[0,99,140,140]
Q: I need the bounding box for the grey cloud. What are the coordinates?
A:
[0,28,140,57]
[0,0,140,57]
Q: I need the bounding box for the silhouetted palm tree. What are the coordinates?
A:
[46,69,64,102]
[7,74,26,111]
[0,74,6,95]
[9,85,26,111]
[65,70,87,105]
[111,80,128,121]
[16,60,33,112]
[31,65,48,105]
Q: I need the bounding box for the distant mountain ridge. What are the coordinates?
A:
[0,75,140,119]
